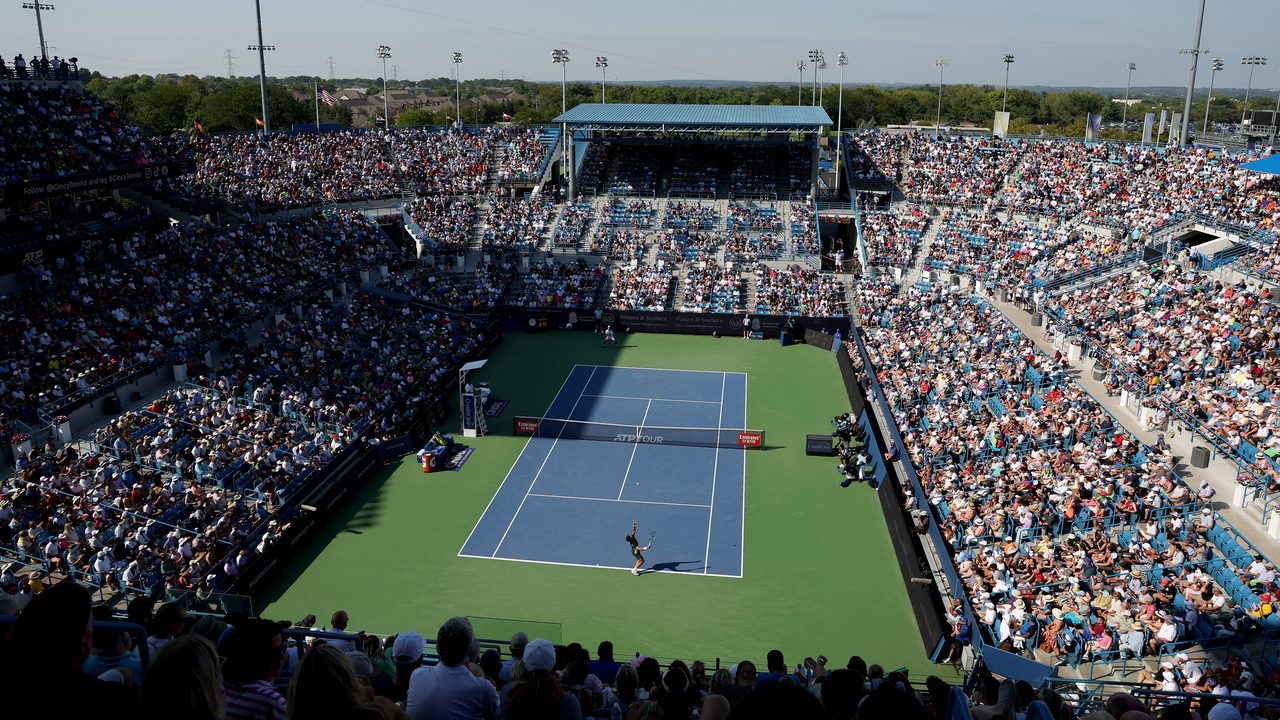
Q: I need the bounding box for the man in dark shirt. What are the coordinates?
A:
[9,581,139,719]
[587,640,621,686]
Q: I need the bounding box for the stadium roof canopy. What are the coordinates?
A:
[1241,154,1280,175]
[551,103,833,134]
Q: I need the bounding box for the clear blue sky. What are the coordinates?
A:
[1,0,1275,89]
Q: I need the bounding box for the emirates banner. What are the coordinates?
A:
[1168,112,1183,145]
[1142,113,1156,144]
[1085,113,1102,142]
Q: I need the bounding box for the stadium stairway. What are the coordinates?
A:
[898,209,943,294]
[117,187,209,227]
[578,196,607,254]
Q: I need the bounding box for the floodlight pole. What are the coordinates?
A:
[1179,0,1206,146]
[21,2,53,59]
[1123,63,1136,124]
[1241,56,1268,124]
[553,49,570,198]
[596,56,608,103]
[835,52,847,196]
[1203,58,1223,133]
[935,60,948,137]
[250,0,272,135]
[452,52,463,122]
[797,60,806,106]
[377,46,392,129]
[1002,54,1014,112]
[808,49,822,105]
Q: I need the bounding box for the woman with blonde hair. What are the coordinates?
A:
[142,634,224,720]
[286,643,408,720]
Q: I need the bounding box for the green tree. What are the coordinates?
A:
[397,108,444,127]
[197,83,309,132]
[134,82,199,133]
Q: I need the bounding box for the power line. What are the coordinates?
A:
[327,56,335,80]
[224,49,235,77]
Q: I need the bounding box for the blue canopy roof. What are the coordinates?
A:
[1241,154,1280,175]
[551,103,832,132]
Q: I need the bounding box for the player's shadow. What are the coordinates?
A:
[645,559,704,573]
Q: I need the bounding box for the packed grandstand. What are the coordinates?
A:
[2,62,1280,720]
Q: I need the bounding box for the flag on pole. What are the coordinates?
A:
[502,113,512,121]
[318,88,337,107]
[255,117,265,127]
[193,121,204,133]
[1141,113,1155,144]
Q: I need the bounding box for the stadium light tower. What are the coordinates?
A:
[596,56,608,103]
[21,2,53,59]
[1241,56,1268,124]
[248,0,274,135]
[808,49,823,105]
[552,49,570,113]
[796,60,806,106]
[377,45,392,129]
[1001,54,1015,112]
[1122,62,1136,123]
[835,51,848,191]
[935,59,948,137]
[818,56,828,105]
[452,52,463,121]
[1179,47,1209,143]
[1203,57,1224,133]
[1178,0,1207,145]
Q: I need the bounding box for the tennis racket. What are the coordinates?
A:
[647,530,657,547]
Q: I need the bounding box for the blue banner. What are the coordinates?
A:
[462,393,478,432]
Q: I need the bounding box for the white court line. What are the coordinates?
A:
[457,364,586,555]
[457,552,743,579]
[578,394,721,405]
[528,492,711,509]
[492,366,598,557]
[704,372,726,574]
[739,373,748,576]
[616,399,653,501]
[596,361,752,379]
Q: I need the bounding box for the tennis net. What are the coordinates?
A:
[512,416,764,450]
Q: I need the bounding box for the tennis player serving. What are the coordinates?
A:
[626,521,654,575]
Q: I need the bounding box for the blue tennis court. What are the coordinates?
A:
[459,365,749,577]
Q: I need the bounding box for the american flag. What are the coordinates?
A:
[317,88,337,107]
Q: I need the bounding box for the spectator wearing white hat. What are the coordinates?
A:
[501,637,581,720]
[406,617,497,720]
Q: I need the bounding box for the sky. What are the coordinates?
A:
[0,0,1276,90]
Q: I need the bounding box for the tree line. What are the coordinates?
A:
[81,70,1262,138]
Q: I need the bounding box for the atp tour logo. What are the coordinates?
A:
[614,432,664,444]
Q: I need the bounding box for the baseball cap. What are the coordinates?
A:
[392,632,425,664]
[523,638,556,671]
[346,651,374,678]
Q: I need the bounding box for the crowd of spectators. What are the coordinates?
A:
[187,127,498,212]
[855,283,1280,664]
[727,202,782,232]
[729,147,779,198]
[904,135,1022,207]
[610,146,659,196]
[724,233,782,263]
[791,201,819,255]
[507,257,604,309]
[668,147,719,196]
[483,197,555,251]
[1,210,393,425]
[1002,141,1137,218]
[1047,261,1280,490]
[1,82,169,185]
[30,585,1268,720]
[860,207,929,270]
[665,201,720,231]
[681,260,743,314]
[404,196,478,252]
[603,199,656,228]
[492,127,547,183]
[385,260,514,312]
[553,202,594,248]
[754,265,847,316]
[607,262,674,311]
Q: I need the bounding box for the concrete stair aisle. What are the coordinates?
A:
[468,198,493,252]
[578,196,608,254]
[486,146,506,194]
[898,210,945,292]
